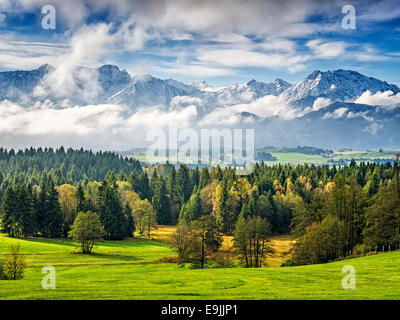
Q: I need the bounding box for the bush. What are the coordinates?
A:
[3,244,27,280]
[0,260,5,280]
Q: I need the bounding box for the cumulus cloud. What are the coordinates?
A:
[322,107,348,119]
[33,23,113,100]
[170,96,203,110]
[303,97,332,113]
[4,0,336,36]
[355,90,400,106]
[198,107,242,127]
[0,0,344,75]
[362,122,383,135]
[306,39,348,59]
[0,0,393,80]
[322,107,374,122]
[231,95,298,119]
[0,99,197,149]
[198,94,300,126]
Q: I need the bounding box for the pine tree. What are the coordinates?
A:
[98,181,126,240]
[45,181,63,237]
[123,203,135,237]
[137,171,151,200]
[199,167,211,189]
[214,180,231,234]
[177,164,192,205]
[152,176,171,225]
[76,184,87,213]
[18,185,37,236]
[167,166,181,223]
[0,186,18,237]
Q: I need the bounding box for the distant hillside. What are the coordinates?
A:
[0,147,142,186]
[259,146,333,156]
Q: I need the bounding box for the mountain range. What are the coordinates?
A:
[0,64,399,149]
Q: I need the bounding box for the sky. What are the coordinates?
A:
[0,0,399,86]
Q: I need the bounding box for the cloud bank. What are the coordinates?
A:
[355,90,400,106]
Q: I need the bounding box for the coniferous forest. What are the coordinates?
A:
[1,147,399,267]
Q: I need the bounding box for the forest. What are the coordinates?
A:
[0,147,399,268]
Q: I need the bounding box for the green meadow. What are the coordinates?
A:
[1,234,400,300]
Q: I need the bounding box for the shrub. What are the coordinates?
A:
[0,260,5,280]
[3,244,27,280]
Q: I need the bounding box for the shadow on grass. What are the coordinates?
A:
[0,236,77,248]
[84,252,140,263]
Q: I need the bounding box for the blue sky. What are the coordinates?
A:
[0,0,399,86]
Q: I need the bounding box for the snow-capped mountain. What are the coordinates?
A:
[107,74,197,108]
[247,78,292,97]
[0,64,295,109]
[0,64,54,100]
[98,64,131,98]
[2,64,398,111]
[281,69,400,104]
[1,64,400,149]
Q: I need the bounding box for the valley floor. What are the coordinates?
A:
[0,230,399,300]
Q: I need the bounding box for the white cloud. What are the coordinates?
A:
[198,94,300,126]
[33,23,113,100]
[0,35,67,70]
[322,107,348,119]
[156,62,235,78]
[0,99,197,149]
[8,0,333,37]
[322,107,375,122]
[302,97,332,114]
[195,46,310,73]
[355,90,400,106]
[312,97,332,111]
[346,111,374,122]
[198,107,242,126]
[358,0,400,22]
[362,122,383,135]
[306,39,348,59]
[231,95,297,119]
[170,96,203,110]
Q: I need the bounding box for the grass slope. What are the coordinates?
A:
[1,234,399,300]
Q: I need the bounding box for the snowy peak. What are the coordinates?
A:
[107,74,194,108]
[246,78,292,97]
[98,64,131,95]
[275,78,292,95]
[282,69,400,102]
[0,64,53,99]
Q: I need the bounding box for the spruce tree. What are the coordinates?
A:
[152,176,171,225]
[177,164,192,204]
[76,184,87,213]
[0,186,18,237]
[45,181,63,237]
[98,181,126,240]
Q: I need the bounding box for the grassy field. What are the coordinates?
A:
[1,228,400,300]
[264,153,328,165]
